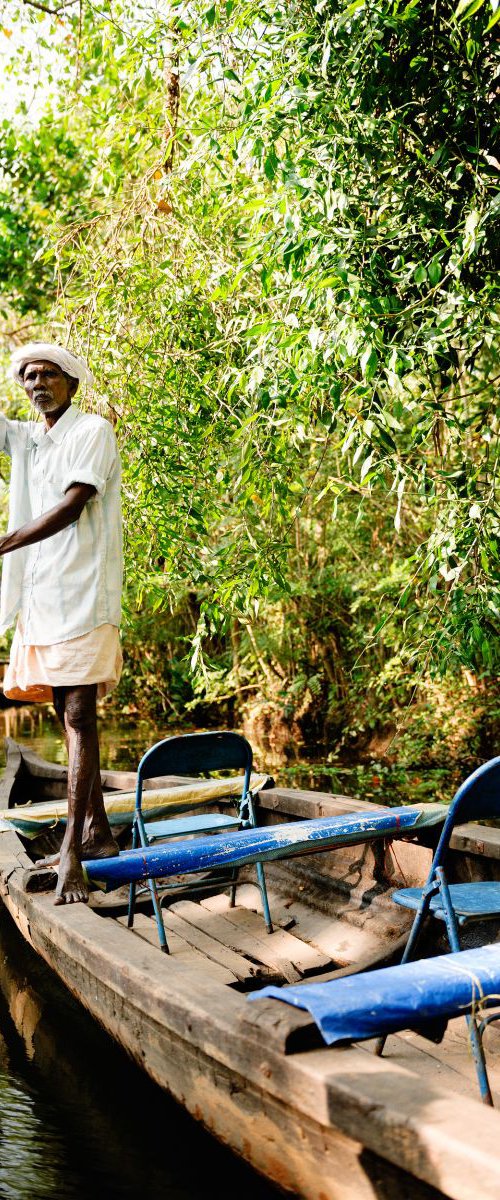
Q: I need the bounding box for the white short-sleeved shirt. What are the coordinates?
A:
[0,404,123,645]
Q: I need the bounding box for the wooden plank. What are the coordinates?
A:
[204,882,403,968]
[210,881,410,968]
[171,898,301,984]
[303,933,409,985]
[100,770,191,792]
[116,913,237,987]
[450,823,500,861]
[202,886,296,929]
[367,1023,499,1099]
[160,905,270,984]
[241,996,322,1053]
[211,905,333,976]
[273,900,393,964]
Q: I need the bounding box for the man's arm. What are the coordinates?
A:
[0,483,96,556]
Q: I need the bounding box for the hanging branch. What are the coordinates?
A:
[22,0,77,14]
[163,24,180,173]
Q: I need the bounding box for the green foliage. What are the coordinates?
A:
[0,0,498,763]
[0,116,97,313]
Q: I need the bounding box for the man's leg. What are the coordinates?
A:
[55,684,118,905]
[35,686,69,868]
[38,686,118,874]
[52,685,67,731]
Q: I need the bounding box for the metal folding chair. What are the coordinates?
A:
[126,730,272,952]
[375,755,500,1104]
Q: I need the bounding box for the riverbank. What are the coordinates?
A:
[0,702,476,808]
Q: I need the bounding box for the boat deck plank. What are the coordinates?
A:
[159,905,273,984]
[361,1015,500,1104]
[200,903,333,976]
[115,913,239,987]
[202,885,296,928]
[203,883,405,967]
[170,898,303,983]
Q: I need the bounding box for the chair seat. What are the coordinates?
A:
[393,881,500,924]
[144,813,240,841]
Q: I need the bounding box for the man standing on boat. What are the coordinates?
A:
[0,343,122,905]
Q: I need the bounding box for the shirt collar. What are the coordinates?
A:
[31,404,79,447]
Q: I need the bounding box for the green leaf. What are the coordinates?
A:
[486,4,500,27]
[264,147,279,181]
[455,0,485,17]
[360,453,373,481]
[360,346,378,380]
[428,257,442,286]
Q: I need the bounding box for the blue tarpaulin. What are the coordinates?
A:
[83,803,446,891]
[247,944,500,1044]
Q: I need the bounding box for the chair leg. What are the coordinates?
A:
[373,887,436,1057]
[256,862,273,934]
[148,876,170,953]
[127,819,139,929]
[229,867,239,908]
[436,867,493,1106]
[245,792,273,934]
[127,815,169,952]
[127,881,136,929]
[465,1015,494,1105]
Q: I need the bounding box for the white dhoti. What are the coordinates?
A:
[3,622,122,702]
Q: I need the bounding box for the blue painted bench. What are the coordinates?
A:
[248,943,500,1103]
[84,802,446,891]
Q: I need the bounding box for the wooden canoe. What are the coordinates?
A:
[2,739,500,1200]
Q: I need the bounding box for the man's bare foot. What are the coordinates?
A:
[36,833,119,870]
[35,851,60,868]
[54,847,89,905]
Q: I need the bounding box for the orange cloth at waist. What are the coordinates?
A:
[3,621,122,702]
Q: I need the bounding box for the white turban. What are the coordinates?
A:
[11,343,93,387]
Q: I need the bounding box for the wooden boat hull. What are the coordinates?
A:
[2,747,500,1200]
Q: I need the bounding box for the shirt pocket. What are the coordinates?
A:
[41,468,67,509]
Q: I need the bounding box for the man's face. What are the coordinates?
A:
[22,360,76,415]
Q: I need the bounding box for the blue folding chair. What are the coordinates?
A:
[127,731,273,952]
[375,755,500,1104]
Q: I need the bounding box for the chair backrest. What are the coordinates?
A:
[136,731,253,808]
[433,756,500,869]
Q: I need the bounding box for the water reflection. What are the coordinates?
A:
[0,908,280,1200]
[0,705,164,772]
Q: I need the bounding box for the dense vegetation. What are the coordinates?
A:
[0,0,498,792]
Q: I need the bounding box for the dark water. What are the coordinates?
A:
[0,906,281,1200]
